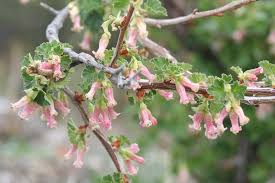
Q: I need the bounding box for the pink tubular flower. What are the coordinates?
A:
[204,114,219,139]
[85,82,101,101]
[105,87,117,107]
[234,105,249,126]
[41,107,57,128]
[93,33,109,60]
[79,32,92,51]
[64,144,87,168]
[139,103,157,128]
[71,15,83,32]
[158,90,173,101]
[89,107,102,124]
[180,77,200,92]
[54,100,70,117]
[140,64,156,82]
[176,82,189,104]
[189,111,204,131]
[128,28,138,48]
[53,63,62,81]
[64,144,77,160]
[108,107,120,120]
[102,108,112,130]
[229,112,242,134]
[136,17,148,38]
[123,143,144,175]
[11,96,38,120]
[214,108,228,133]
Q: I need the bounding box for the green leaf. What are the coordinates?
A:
[259,60,275,76]
[67,119,78,145]
[231,81,247,100]
[33,90,50,106]
[231,66,243,75]
[189,72,207,83]
[208,78,225,102]
[209,101,224,115]
[100,173,124,183]
[144,0,167,17]
[21,53,33,68]
[112,0,129,10]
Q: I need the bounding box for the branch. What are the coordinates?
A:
[140,82,275,105]
[138,36,178,64]
[63,88,123,173]
[144,0,257,27]
[110,6,135,67]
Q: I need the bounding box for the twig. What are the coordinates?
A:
[110,6,135,67]
[40,2,59,15]
[144,0,257,27]
[138,36,178,64]
[63,88,123,173]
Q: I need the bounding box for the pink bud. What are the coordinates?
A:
[128,28,138,48]
[176,82,189,104]
[64,144,77,160]
[41,107,57,128]
[246,67,263,76]
[158,90,173,100]
[189,112,204,131]
[93,34,109,60]
[229,112,242,134]
[11,96,29,109]
[140,65,156,82]
[54,100,70,117]
[105,87,117,107]
[214,108,228,133]
[180,77,200,92]
[234,105,249,125]
[79,32,92,51]
[37,62,53,76]
[53,63,63,81]
[204,114,218,139]
[125,160,138,175]
[129,153,145,164]
[85,82,101,101]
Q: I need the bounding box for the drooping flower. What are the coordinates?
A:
[189,111,204,131]
[101,108,112,130]
[158,90,173,101]
[233,105,249,126]
[139,103,157,128]
[122,143,144,175]
[79,31,92,51]
[108,106,120,120]
[89,107,102,124]
[139,64,156,82]
[229,112,242,134]
[180,76,200,92]
[64,144,88,168]
[11,96,39,120]
[37,62,53,76]
[93,33,110,60]
[105,87,117,107]
[41,107,58,128]
[128,27,138,48]
[214,108,228,134]
[136,17,148,38]
[68,2,83,32]
[242,67,263,86]
[54,100,70,117]
[176,82,189,104]
[85,82,101,101]
[204,114,219,139]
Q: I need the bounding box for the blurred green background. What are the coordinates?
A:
[0,0,275,183]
